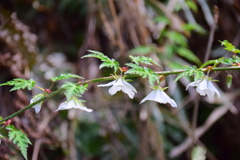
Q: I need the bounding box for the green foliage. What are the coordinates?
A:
[177,47,202,66]
[182,23,206,34]
[186,0,198,12]
[165,31,188,47]
[6,125,31,160]
[221,57,240,65]
[191,145,206,160]
[220,40,240,53]
[154,16,170,24]
[61,82,88,100]
[51,73,84,82]
[129,45,157,55]
[129,55,161,66]
[0,79,36,91]
[125,63,159,86]
[82,50,119,72]
[174,66,204,82]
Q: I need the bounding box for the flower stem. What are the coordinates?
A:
[1,66,240,122]
[200,60,216,68]
[34,85,45,91]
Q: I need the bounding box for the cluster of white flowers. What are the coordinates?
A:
[30,76,220,113]
[98,78,177,108]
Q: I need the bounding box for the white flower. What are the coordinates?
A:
[56,98,93,112]
[140,89,177,107]
[186,79,220,99]
[98,78,137,99]
[30,94,44,113]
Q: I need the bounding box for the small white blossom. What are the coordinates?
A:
[140,89,177,107]
[98,78,137,99]
[186,79,220,99]
[56,98,93,112]
[30,94,44,113]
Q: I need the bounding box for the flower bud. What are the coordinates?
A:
[44,88,52,93]
[120,67,128,72]
[226,74,233,88]
[159,75,165,82]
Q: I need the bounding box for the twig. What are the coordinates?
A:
[191,95,200,144]
[0,66,240,123]
[108,0,125,54]
[203,6,219,63]
[169,103,233,157]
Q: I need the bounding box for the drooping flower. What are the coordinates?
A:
[140,88,177,107]
[186,78,220,99]
[30,94,44,113]
[98,78,137,99]
[56,97,93,112]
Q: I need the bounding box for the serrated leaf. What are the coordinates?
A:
[174,66,203,82]
[125,64,159,86]
[219,40,240,53]
[51,73,84,82]
[129,55,161,67]
[6,125,31,160]
[221,57,240,65]
[0,79,36,91]
[129,45,156,55]
[177,47,202,66]
[82,50,119,72]
[61,82,88,100]
[194,71,204,81]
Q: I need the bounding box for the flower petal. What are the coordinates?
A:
[122,80,137,93]
[140,89,177,107]
[197,79,208,90]
[109,85,122,95]
[30,96,43,113]
[97,80,116,87]
[207,81,220,98]
[33,104,42,113]
[56,99,93,112]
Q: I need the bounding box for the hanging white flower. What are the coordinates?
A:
[186,78,220,99]
[30,94,44,113]
[97,78,137,99]
[56,97,93,112]
[140,88,177,107]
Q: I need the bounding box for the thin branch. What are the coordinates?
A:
[1,66,240,123]
[203,6,219,63]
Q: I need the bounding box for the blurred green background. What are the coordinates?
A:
[1,0,240,160]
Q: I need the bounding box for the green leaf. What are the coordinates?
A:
[165,31,188,47]
[129,46,156,55]
[61,82,88,100]
[219,40,240,53]
[221,57,240,65]
[125,63,159,86]
[51,73,84,82]
[6,125,31,160]
[182,23,206,34]
[191,145,206,160]
[129,55,161,67]
[82,50,119,72]
[186,0,198,12]
[154,16,170,24]
[174,66,204,82]
[0,134,3,138]
[177,47,202,66]
[0,79,36,91]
